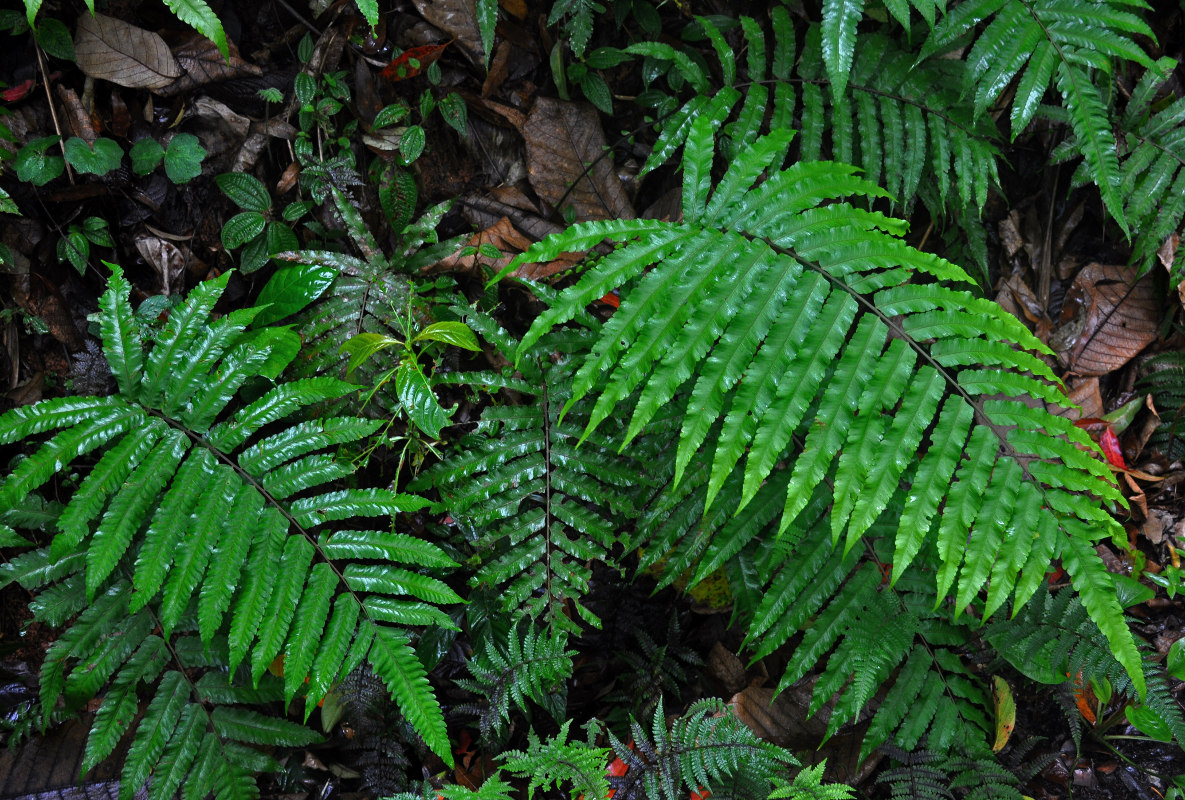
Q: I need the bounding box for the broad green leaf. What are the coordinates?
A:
[216,172,271,213]
[63,137,122,175]
[129,138,165,175]
[15,136,64,186]
[413,321,480,351]
[222,211,267,250]
[254,265,336,325]
[396,362,452,438]
[340,332,402,375]
[163,133,206,183]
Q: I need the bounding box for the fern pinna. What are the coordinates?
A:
[496,119,1154,757]
[0,267,458,798]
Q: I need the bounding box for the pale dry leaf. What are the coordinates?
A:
[1064,376,1104,420]
[1053,263,1163,377]
[432,217,532,274]
[134,233,186,296]
[523,98,634,222]
[54,85,95,142]
[75,13,182,90]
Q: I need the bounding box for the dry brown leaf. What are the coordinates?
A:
[705,643,747,696]
[1052,263,1163,376]
[1064,376,1104,419]
[55,85,95,142]
[412,0,485,63]
[432,217,532,274]
[523,98,634,222]
[155,33,262,98]
[10,274,84,351]
[134,234,186,296]
[109,90,131,138]
[75,13,182,91]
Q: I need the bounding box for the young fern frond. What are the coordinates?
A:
[501,120,1145,706]
[457,624,575,739]
[876,744,1024,800]
[0,267,460,797]
[607,698,799,800]
[411,323,667,633]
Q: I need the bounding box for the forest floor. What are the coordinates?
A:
[0,0,1184,797]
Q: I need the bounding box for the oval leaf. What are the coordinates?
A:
[221,211,267,251]
[396,363,451,439]
[63,137,123,175]
[75,13,182,90]
[255,264,336,326]
[413,322,480,351]
[216,173,271,213]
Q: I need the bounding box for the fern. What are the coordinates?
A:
[410,319,668,633]
[921,0,1158,232]
[1118,58,1185,272]
[627,15,1000,218]
[501,719,611,800]
[605,698,798,800]
[1139,350,1185,459]
[488,120,1149,758]
[0,267,460,797]
[163,0,229,60]
[457,624,575,739]
[876,743,1023,800]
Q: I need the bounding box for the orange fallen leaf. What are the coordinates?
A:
[381,41,451,81]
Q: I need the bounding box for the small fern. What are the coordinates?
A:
[457,623,575,739]
[605,698,799,800]
[0,267,461,797]
[411,319,671,633]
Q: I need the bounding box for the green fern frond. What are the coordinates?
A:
[501,719,611,800]
[1119,58,1185,271]
[413,324,662,633]
[0,266,462,792]
[608,698,798,800]
[503,122,1145,721]
[770,763,856,800]
[163,0,229,60]
[459,624,575,739]
[622,16,1000,223]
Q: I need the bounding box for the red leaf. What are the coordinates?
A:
[2,78,36,102]
[599,291,620,308]
[380,42,451,81]
[1073,418,1126,469]
[1098,426,1126,470]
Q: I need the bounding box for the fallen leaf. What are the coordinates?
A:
[1064,377,1103,419]
[991,675,1016,752]
[381,42,452,82]
[431,217,532,274]
[156,33,262,97]
[134,233,186,296]
[523,98,635,222]
[2,79,36,103]
[74,13,182,91]
[412,0,485,63]
[1052,263,1163,377]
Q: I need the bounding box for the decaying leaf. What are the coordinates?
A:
[991,675,1016,752]
[1052,263,1163,377]
[134,233,186,296]
[412,0,484,63]
[155,33,263,98]
[74,13,182,91]
[432,217,532,274]
[523,98,634,222]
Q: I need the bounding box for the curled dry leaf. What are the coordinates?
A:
[134,233,186,296]
[432,217,532,274]
[75,13,182,91]
[1052,263,1163,377]
[523,98,635,222]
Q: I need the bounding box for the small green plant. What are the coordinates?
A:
[56,215,112,275]
[216,172,298,274]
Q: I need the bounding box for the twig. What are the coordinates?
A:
[34,42,73,185]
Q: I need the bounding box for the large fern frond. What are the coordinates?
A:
[500,121,1144,707]
[0,267,460,795]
